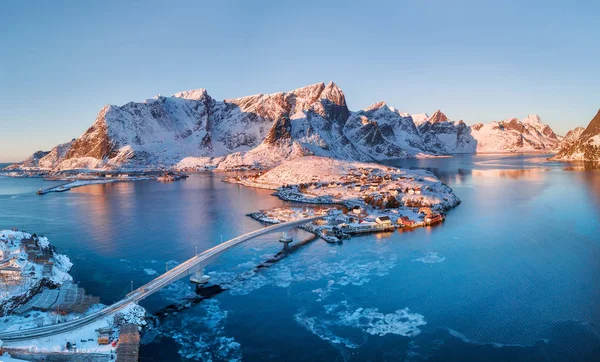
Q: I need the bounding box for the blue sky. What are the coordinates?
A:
[1,0,599,162]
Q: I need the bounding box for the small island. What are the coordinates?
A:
[225,156,461,243]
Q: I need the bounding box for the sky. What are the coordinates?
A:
[1,0,599,162]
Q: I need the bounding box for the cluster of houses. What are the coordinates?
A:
[292,166,436,213]
[242,165,451,244]
[345,204,444,230]
[0,234,54,284]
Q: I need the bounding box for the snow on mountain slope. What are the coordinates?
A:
[9,82,569,171]
[18,82,371,171]
[61,91,214,169]
[411,113,430,127]
[38,140,75,169]
[5,150,49,169]
[7,141,75,170]
[471,115,561,153]
[551,109,600,161]
[561,127,585,145]
[182,82,369,170]
[343,102,429,158]
[417,110,477,154]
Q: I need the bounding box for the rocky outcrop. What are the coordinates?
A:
[344,102,428,158]
[417,111,477,154]
[551,110,600,161]
[561,127,585,145]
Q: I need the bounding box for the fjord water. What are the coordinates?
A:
[0,155,599,361]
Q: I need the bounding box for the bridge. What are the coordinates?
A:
[0,216,324,342]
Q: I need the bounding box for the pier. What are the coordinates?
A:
[115,324,140,362]
[36,182,72,195]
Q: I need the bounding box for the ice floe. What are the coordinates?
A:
[295,301,426,349]
[143,268,158,276]
[154,299,242,361]
[412,252,445,264]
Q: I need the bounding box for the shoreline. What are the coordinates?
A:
[0,229,147,359]
[226,156,459,243]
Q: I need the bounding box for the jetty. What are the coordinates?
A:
[36,182,72,195]
[116,324,140,362]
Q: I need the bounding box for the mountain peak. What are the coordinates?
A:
[173,88,209,101]
[580,108,600,140]
[521,114,543,127]
[364,101,388,112]
[429,110,449,124]
[321,81,346,105]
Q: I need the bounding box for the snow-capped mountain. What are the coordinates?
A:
[6,140,74,170]
[17,82,371,170]
[417,110,477,154]
[343,102,429,158]
[470,114,561,153]
[9,82,567,171]
[551,110,600,161]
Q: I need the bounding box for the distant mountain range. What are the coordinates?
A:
[9,82,581,171]
[551,109,600,162]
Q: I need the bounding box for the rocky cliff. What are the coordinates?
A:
[551,110,600,161]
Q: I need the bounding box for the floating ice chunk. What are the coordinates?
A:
[295,301,426,349]
[412,252,446,264]
[143,268,158,276]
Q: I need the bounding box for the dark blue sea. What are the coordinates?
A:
[0,154,599,361]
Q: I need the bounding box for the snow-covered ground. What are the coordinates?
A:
[226,156,459,209]
[3,303,146,355]
[227,156,460,242]
[0,230,72,308]
[0,230,147,358]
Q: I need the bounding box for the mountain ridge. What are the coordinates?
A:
[8,82,570,171]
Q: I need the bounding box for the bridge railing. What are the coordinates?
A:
[0,216,324,341]
[130,215,324,299]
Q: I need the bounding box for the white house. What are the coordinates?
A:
[352,206,363,215]
[375,216,392,225]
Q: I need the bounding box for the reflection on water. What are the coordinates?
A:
[1,155,599,361]
[472,168,547,180]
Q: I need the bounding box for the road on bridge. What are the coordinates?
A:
[0,216,324,342]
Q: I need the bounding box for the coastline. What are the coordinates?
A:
[0,229,147,359]
[224,156,460,243]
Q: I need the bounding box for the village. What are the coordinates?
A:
[226,156,461,244]
[0,230,146,361]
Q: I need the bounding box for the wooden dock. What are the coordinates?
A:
[36,182,72,195]
[115,324,140,362]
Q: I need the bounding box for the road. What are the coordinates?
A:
[0,216,324,342]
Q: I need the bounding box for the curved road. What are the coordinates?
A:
[0,216,323,342]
